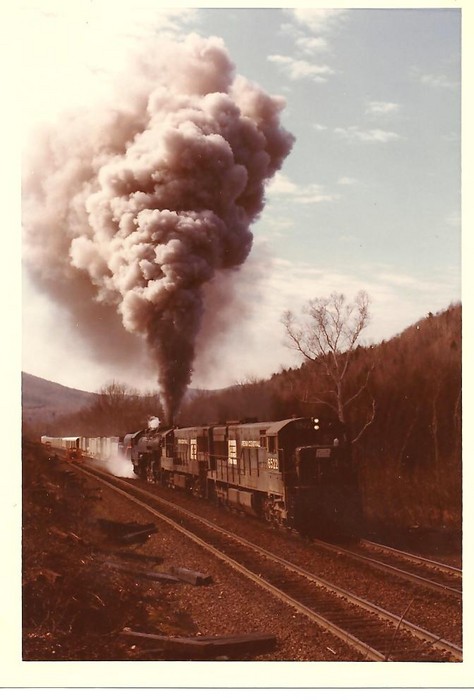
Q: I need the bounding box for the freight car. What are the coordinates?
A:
[42,416,362,537]
[41,435,121,462]
[78,436,121,461]
[41,435,82,460]
[123,416,362,537]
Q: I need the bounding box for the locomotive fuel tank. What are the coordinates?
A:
[44,414,363,538]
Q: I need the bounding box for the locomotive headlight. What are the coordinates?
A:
[313,418,320,431]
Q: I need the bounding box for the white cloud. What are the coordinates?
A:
[411,67,459,90]
[313,123,328,131]
[20,3,197,133]
[255,215,294,242]
[295,36,329,55]
[287,9,349,35]
[268,54,335,82]
[296,187,339,205]
[266,173,338,204]
[419,73,459,89]
[334,126,402,143]
[375,271,435,291]
[366,101,400,116]
[277,9,349,84]
[266,173,299,196]
[257,259,459,352]
[420,73,458,88]
[23,254,461,392]
[337,176,358,186]
[259,260,461,358]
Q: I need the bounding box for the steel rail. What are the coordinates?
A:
[311,538,462,598]
[71,462,385,661]
[210,532,463,661]
[71,461,461,661]
[359,539,462,577]
[124,473,464,661]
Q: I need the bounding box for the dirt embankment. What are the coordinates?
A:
[22,441,204,661]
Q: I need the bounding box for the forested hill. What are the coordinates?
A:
[22,373,97,428]
[178,303,462,533]
[179,303,462,428]
[22,304,461,533]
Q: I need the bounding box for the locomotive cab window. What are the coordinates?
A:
[268,436,277,452]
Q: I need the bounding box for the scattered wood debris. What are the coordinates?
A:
[120,526,158,544]
[107,551,163,566]
[121,628,277,660]
[96,518,158,544]
[49,526,84,544]
[169,566,213,586]
[100,559,181,583]
[95,554,213,587]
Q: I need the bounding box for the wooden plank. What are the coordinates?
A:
[96,518,157,544]
[102,560,180,582]
[121,629,277,659]
[169,566,213,585]
[119,526,157,543]
[110,551,163,565]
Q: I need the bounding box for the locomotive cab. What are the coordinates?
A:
[269,417,361,538]
[46,413,363,541]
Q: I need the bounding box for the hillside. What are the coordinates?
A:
[22,373,97,430]
[21,304,462,533]
[178,303,462,533]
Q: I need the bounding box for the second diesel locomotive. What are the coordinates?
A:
[123,416,362,537]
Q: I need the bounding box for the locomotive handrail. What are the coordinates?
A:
[44,415,362,536]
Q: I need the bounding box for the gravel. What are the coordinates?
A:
[23,443,461,662]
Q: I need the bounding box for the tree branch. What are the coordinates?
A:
[343,364,375,408]
[351,397,376,444]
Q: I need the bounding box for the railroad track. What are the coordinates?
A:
[310,538,462,599]
[359,539,462,577]
[69,460,462,662]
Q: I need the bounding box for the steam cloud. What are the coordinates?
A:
[23,34,294,422]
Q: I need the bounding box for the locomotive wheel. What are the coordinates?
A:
[262,496,283,527]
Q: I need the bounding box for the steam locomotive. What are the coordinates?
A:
[43,415,362,537]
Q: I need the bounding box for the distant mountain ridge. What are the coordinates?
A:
[22,372,98,428]
[21,373,216,432]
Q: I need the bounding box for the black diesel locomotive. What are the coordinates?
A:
[123,416,362,537]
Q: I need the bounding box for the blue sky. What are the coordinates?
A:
[19,3,463,392]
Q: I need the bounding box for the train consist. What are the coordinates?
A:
[42,416,362,537]
[41,435,120,462]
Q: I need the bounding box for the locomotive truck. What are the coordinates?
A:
[122,416,362,537]
[42,415,362,537]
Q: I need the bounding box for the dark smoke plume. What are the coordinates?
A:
[23,34,294,422]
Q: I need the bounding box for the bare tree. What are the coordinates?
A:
[82,381,162,435]
[282,290,375,443]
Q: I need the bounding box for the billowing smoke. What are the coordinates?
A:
[23,34,294,423]
[104,454,137,479]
